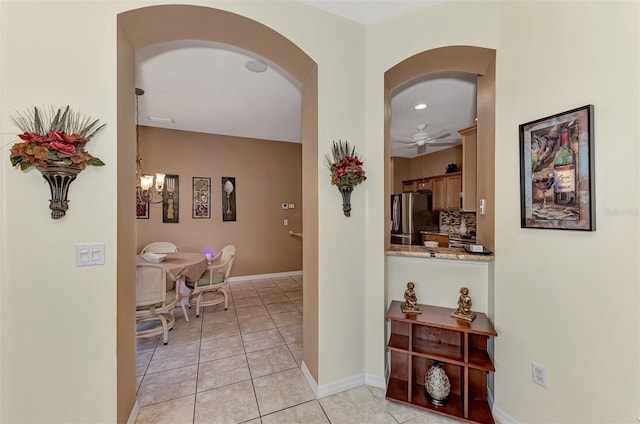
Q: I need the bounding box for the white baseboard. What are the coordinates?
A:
[127,401,139,424]
[229,270,302,283]
[364,373,386,389]
[301,361,318,397]
[492,404,519,424]
[317,373,365,398]
[300,361,386,399]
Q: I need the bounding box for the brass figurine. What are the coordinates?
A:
[451,287,476,322]
[401,282,421,314]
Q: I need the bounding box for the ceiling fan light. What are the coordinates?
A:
[245,60,267,73]
[414,103,427,110]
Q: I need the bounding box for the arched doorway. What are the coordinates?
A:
[116,6,319,421]
[384,45,496,251]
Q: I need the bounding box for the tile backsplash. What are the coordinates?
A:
[439,211,477,234]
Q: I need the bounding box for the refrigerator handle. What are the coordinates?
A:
[392,196,400,232]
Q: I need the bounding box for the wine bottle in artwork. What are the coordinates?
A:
[553,127,576,205]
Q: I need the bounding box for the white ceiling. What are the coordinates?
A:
[135,0,475,159]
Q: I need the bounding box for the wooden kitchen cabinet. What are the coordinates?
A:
[459,125,477,211]
[402,181,417,192]
[432,173,461,211]
[445,174,462,210]
[403,179,432,192]
[386,301,498,424]
[417,180,432,192]
[422,233,449,247]
[432,177,445,210]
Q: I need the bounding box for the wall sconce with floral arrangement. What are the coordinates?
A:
[325,140,366,217]
[9,106,106,219]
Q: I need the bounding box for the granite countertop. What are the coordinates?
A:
[385,244,494,262]
[419,230,449,235]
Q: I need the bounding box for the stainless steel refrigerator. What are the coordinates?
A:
[390,192,438,245]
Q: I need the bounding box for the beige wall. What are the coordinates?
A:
[368,1,639,422]
[116,23,137,424]
[2,1,639,423]
[494,2,639,421]
[136,126,303,276]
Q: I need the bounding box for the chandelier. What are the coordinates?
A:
[135,88,165,204]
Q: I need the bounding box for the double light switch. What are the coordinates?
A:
[76,243,105,266]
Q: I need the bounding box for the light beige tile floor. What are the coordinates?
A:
[136,275,462,424]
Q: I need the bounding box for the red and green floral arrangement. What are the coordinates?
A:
[9,105,106,170]
[325,140,366,186]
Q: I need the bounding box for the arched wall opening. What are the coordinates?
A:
[384,45,496,252]
[116,6,319,422]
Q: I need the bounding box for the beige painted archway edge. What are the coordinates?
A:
[384,46,496,251]
[116,6,319,422]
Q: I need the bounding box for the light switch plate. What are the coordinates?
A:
[288,203,295,209]
[76,242,105,266]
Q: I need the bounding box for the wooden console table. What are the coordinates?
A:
[385,300,497,424]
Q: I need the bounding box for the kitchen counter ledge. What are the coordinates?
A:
[385,244,494,262]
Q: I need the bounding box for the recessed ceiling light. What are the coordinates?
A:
[148,116,175,124]
[414,103,427,110]
[245,60,267,73]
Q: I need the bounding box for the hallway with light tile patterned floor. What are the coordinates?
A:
[135,275,461,423]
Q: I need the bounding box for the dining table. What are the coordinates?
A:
[136,252,208,322]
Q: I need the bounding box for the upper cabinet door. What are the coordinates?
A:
[459,125,477,211]
[445,174,462,210]
[432,177,445,210]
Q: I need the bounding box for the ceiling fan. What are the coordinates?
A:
[393,124,461,154]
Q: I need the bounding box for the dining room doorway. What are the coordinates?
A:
[117,5,319,422]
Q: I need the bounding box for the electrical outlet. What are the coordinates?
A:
[532,362,548,388]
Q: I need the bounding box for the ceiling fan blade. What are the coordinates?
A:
[434,132,452,140]
[428,129,454,139]
[393,136,414,141]
[392,139,417,145]
[427,137,461,144]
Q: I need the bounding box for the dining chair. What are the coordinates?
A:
[187,245,235,317]
[136,263,178,345]
[140,242,178,254]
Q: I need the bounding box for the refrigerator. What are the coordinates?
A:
[390,192,438,245]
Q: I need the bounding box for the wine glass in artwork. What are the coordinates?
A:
[532,172,555,208]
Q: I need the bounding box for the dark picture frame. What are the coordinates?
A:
[162,174,179,223]
[519,105,595,231]
[136,200,149,219]
[222,177,236,222]
[192,177,211,219]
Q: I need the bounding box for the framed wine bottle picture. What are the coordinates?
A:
[519,105,595,231]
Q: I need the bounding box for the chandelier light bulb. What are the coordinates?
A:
[155,173,166,191]
[140,174,154,191]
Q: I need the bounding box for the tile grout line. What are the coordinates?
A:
[241,279,264,422]
[191,293,206,424]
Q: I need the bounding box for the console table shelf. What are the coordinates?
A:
[386,301,497,424]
